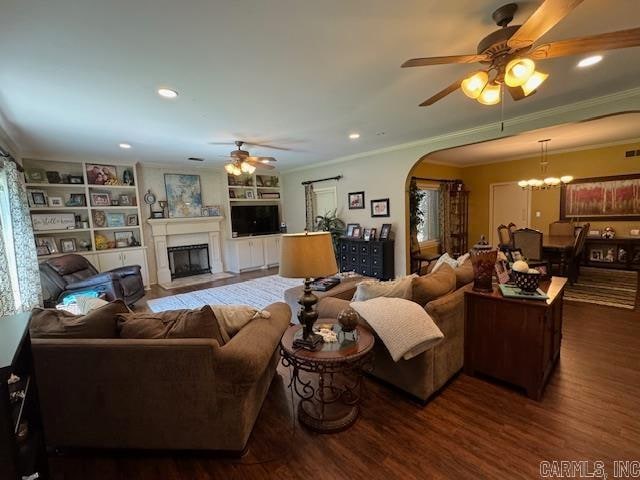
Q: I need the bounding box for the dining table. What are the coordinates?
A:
[542,235,575,273]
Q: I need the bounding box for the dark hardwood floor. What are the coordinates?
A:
[49,274,640,479]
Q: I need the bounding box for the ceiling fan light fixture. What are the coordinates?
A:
[240,161,252,173]
[505,58,535,87]
[461,71,489,99]
[521,70,549,96]
[477,82,501,105]
[232,166,242,176]
[224,163,235,174]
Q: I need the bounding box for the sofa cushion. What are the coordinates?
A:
[30,300,128,339]
[412,264,456,306]
[431,252,458,273]
[352,274,417,302]
[210,305,271,343]
[116,305,225,344]
[455,260,475,289]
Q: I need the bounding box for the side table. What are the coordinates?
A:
[280,320,374,433]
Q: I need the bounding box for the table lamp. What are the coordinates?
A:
[279,231,338,349]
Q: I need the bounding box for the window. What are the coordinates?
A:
[0,170,21,307]
[416,186,440,245]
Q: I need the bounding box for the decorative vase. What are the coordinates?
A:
[337,307,360,332]
[470,236,497,293]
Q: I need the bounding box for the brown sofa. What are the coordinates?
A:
[31,302,291,452]
[316,266,473,403]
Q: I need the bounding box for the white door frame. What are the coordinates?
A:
[488,182,532,245]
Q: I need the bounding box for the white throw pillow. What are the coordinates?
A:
[457,252,470,266]
[210,305,271,339]
[431,253,458,273]
[76,296,110,315]
[351,274,417,302]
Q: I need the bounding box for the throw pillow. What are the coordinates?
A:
[457,252,470,266]
[455,261,475,289]
[412,263,456,306]
[30,300,129,339]
[117,305,226,345]
[431,252,458,273]
[351,274,417,302]
[210,305,271,342]
[76,296,110,314]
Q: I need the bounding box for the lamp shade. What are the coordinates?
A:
[279,232,338,278]
[505,58,535,87]
[461,71,489,99]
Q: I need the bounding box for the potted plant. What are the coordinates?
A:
[314,209,346,259]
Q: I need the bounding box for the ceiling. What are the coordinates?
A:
[1,0,640,170]
[425,112,640,165]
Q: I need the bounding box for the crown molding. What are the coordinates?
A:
[281,86,640,174]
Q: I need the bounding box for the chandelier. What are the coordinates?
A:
[224,159,256,176]
[518,139,573,190]
[461,58,548,106]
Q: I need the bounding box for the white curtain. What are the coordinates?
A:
[0,159,41,315]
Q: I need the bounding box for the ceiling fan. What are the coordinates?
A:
[219,141,277,176]
[402,0,640,106]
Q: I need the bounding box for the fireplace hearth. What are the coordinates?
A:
[167,244,211,279]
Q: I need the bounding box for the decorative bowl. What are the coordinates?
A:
[513,270,540,292]
[337,307,360,332]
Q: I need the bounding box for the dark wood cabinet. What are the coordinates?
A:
[464,277,567,400]
[338,238,394,280]
[582,237,640,270]
[449,189,469,257]
[1,312,48,480]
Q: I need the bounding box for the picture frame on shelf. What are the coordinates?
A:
[36,245,50,256]
[24,167,48,184]
[588,229,601,237]
[346,223,359,237]
[201,208,210,217]
[48,196,63,207]
[31,213,75,231]
[28,190,48,208]
[507,248,524,263]
[630,228,640,237]
[111,199,119,206]
[590,249,603,261]
[126,214,138,226]
[363,228,372,241]
[205,205,221,216]
[66,193,86,207]
[119,194,131,206]
[229,189,236,199]
[86,164,119,185]
[59,238,77,253]
[495,259,511,284]
[351,226,362,239]
[46,171,62,184]
[106,212,126,227]
[68,175,84,184]
[36,237,57,254]
[114,231,134,247]
[371,198,390,217]
[369,227,377,241]
[164,173,202,218]
[379,223,392,240]
[122,169,134,186]
[150,210,165,219]
[245,190,255,199]
[92,210,107,228]
[348,191,365,210]
[90,192,111,207]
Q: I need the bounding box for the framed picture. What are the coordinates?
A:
[36,245,50,256]
[229,189,236,199]
[363,228,371,241]
[560,174,640,220]
[86,164,118,185]
[24,167,48,184]
[379,223,392,240]
[91,192,111,207]
[588,229,601,237]
[201,208,210,217]
[48,196,63,207]
[369,227,377,241]
[28,190,48,207]
[36,237,57,254]
[59,238,77,253]
[106,212,126,227]
[66,193,86,206]
[114,231,134,247]
[164,174,202,218]
[348,191,365,209]
[122,169,134,186]
[92,210,107,228]
[346,223,359,237]
[119,194,131,206]
[495,260,511,284]
[507,248,524,263]
[630,229,640,237]
[46,171,62,184]
[352,226,362,239]
[590,249,603,261]
[68,175,84,184]
[126,214,138,226]
[31,213,75,231]
[245,190,255,199]
[151,210,165,219]
[206,205,221,216]
[111,199,119,206]
[371,198,390,217]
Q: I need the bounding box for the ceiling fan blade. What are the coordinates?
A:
[242,142,290,151]
[208,141,236,146]
[508,0,584,50]
[246,156,277,163]
[419,77,466,106]
[401,54,489,68]
[246,161,275,170]
[529,27,640,60]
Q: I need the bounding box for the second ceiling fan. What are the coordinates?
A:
[402,0,640,106]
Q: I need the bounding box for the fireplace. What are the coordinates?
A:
[167,244,211,279]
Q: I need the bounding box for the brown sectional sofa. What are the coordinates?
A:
[30,302,291,452]
[315,264,473,402]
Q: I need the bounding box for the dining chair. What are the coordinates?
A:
[497,224,512,250]
[549,221,574,237]
[512,228,543,261]
[567,222,590,284]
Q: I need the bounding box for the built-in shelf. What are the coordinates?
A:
[33,228,91,234]
[25,183,85,188]
[87,184,137,190]
[229,198,280,203]
[89,205,139,210]
[228,185,255,189]
[29,206,88,211]
[256,187,280,190]
[93,226,141,231]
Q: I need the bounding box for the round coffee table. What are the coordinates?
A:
[280,320,374,433]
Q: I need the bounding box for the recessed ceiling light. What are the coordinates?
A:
[577,55,603,68]
[119,143,132,149]
[157,88,178,98]
[349,133,360,140]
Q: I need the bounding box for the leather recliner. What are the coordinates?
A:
[39,254,144,307]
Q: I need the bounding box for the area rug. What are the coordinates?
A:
[159,272,235,290]
[147,275,301,312]
[564,267,638,310]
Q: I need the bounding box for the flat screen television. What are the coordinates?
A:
[231,205,280,237]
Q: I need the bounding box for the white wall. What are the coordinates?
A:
[137,163,226,284]
[282,89,640,276]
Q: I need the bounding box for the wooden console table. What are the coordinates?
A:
[582,237,640,270]
[464,277,567,400]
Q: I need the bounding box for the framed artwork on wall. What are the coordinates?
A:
[371,198,390,217]
[560,174,640,221]
[164,174,202,218]
[348,191,365,209]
